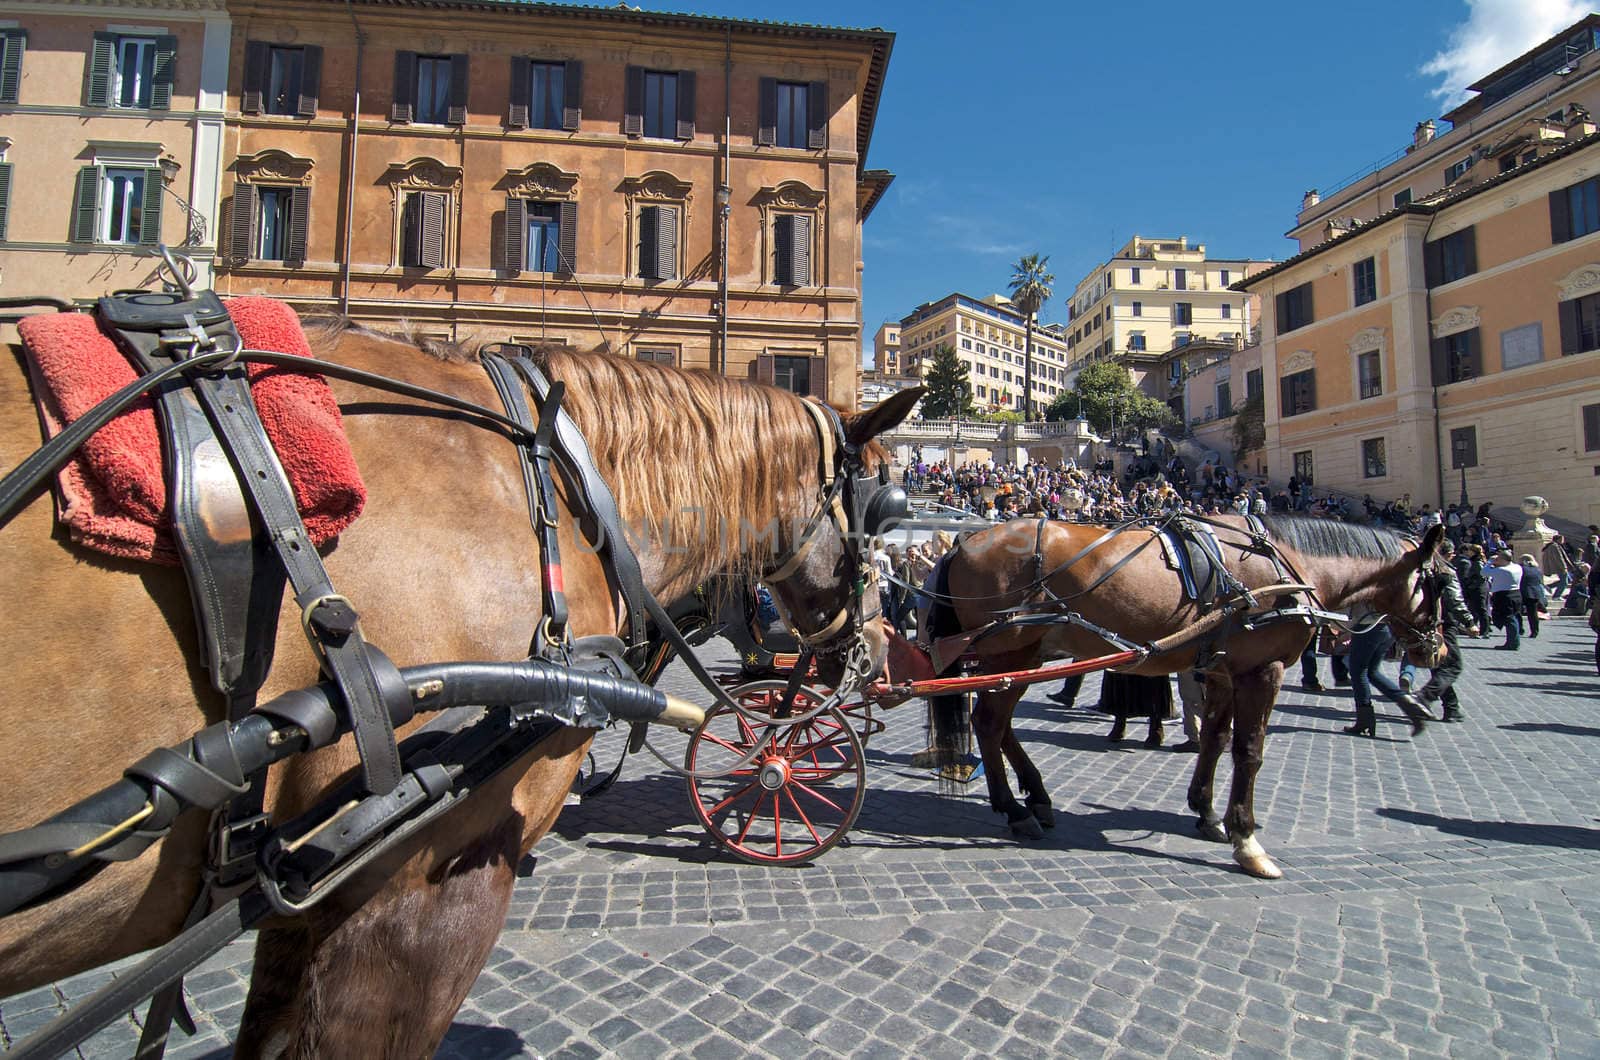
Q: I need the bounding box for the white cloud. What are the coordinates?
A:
[1421,0,1590,106]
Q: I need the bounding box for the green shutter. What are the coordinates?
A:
[638,204,659,277]
[0,162,11,241]
[654,204,676,279]
[241,41,267,113]
[138,169,163,244]
[1550,185,1573,244]
[87,33,115,107]
[72,166,100,243]
[0,30,25,105]
[1559,297,1582,355]
[150,35,177,110]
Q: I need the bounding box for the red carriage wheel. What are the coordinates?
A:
[686,681,866,866]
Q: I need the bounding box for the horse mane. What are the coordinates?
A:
[302,315,828,576]
[1260,514,1407,561]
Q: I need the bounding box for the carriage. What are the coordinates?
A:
[0,254,1446,1057]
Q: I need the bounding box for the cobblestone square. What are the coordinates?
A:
[5,618,1598,1058]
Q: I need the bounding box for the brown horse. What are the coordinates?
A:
[938,514,1444,879]
[0,319,918,1057]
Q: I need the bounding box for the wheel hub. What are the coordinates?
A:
[758,757,789,791]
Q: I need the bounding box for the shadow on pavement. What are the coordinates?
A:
[1500,721,1600,738]
[1481,680,1598,699]
[436,1023,527,1060]
[1376,808,1600,850]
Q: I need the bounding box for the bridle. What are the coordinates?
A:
[762,398,908,688]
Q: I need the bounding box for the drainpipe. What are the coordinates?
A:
[1421,208,1446,510]
[341,0,366,316]
[717,26,732,375]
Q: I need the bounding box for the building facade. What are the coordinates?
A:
[1238,132,1600,525]
[896,292,1070,413]
[211,0,892,403]
[871,319,899,373]
[0,0,231,298]
[1061,236,1270,408]
[1291,15,1600,253]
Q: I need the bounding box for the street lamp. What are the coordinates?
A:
[156,155,208,247]
[715,184,731,374]
[1451,437,1470,508]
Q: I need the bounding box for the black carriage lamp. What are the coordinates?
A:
[155,154,209,248]
[1452,435,1470,509]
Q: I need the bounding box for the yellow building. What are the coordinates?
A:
[1062,236,1270,405]
[896,292,1070,414]
[0,0,231,296]
[1238,130,1600,525]
[871,319,900,373]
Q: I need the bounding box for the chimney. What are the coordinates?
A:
[1566,103,1596,138]
[1301,188,1320,211]
[1414,120,1436,148]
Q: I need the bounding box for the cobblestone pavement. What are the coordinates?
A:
[6,617,1600,1058]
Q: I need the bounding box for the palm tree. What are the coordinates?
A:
[1008,253,1054,420]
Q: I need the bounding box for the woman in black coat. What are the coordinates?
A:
[1099,672,1174,748]
[1457,544,1490,635]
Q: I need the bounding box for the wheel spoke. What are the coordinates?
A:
[785,787,824,845]
[789,777,848,814]
[734,789,767,845]
[699,730,754,757]
[707,779,760,818]
[773,792,783,858]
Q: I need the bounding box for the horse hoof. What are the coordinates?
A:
[1197,818,1228,843]
[1030,803,1056,829]
[1009,815,1045,841]
[1232,835,1283,879]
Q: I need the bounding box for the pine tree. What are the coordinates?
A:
[921,343,974,419]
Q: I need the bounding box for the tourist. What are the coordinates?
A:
[1416,546,1479,723]
[1518,554,1548,638]
[1485,549,1523,651]
[1343,620,1430,737]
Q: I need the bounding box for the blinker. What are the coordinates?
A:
[860,481,910,538]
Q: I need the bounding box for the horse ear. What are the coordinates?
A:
[844,387,925,447]
[1413,524,1445,566]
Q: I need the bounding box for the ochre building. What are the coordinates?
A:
[215,0,893,402]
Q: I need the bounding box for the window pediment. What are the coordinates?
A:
[619,170,692,202]
[1281,349,1315,375]
[1556,263,1600,301]
[235,148,314,186]
[754,179,824,212]
[1346,326,1386,356]
[383,157,462,193]
[1431,305,1480,339]
[499,162,578,200]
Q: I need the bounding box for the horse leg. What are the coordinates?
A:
[1225,663,1284,880]
[999,727,1053,828]
[1186,677,1233,844]
[971,687,1040,840]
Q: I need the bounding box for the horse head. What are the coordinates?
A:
[1384,524,1449,665]
[763,387,923,690]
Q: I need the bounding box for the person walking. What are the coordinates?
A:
[1343,620,1432,737]
[1418,546,1479,722]
[1486,549,1523,650]
[1543,534,1573,601]
[1518,554,1548,639]
[1458,544,1490,634]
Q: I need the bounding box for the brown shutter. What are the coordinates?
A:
[502,196,525,272]
[391,51,415,123]
[286,185,309,263]
[562,60,582,131]
[1585,404,1600,452]
[1559,296,1582,354]
[754,353,775,384]
[1551,185,1573,244]
[447,54,469,125]
[557,200,577,276]
[675,70,695,140]
[1461,226,1477,277]
[508,56,530,128]
[757,77,777,146]
[0,162,11,241]
[0,30,24,105]
[138,169,164,244]
[72,167,99,242]
[229,182,257,261]
[1429,336,1447,385]
[807,80,828,149]
[242,41,268,113]
[87,33,115,106]
[809,355,828,400]
[297,45,322,118]
[420,191,447,268]
[1464,328,1481,379]
[655,205,677,279]
[623,65,643,137]
[638,205,658,277]
[150,36,177,110]
[1424,238,1442,288]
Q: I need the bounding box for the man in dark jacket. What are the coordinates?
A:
[1418,542,1479,722]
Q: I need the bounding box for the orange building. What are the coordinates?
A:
[215,0,893,403]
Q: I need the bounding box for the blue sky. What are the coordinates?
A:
[629,0,1590,356]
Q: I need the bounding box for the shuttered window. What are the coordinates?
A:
[401,190,449,268]
[1279,368,1315,417]
[626,67,694,139]
[508,58,580,131]
[1173,302,1192,325]
[758,79,828,149]
[394,52,466,125]
[236,185,308,264]
[636,347,675,365]
[1584,404,1600,453]
[1352,257,1377,306]
[1276,282,1314,333]
[1430,328,1481,384]
[773,213,811,286]
[1361,438,1387,479]
[503,198,577,275]
[1423,227,1477,287]
[637,204,677,280]
[242,42,323,117]
[0,29,25,105]
[1558,291,1600,356]
[0,162,10,241]
[1358,350,1382,398]
[89,34,175,109]
[1549,175,1600,244]
[76,167,162,245]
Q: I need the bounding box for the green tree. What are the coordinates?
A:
[1231,391,1265,460]
[1043,389,1083,422]
[1007,253,1055,421]
[921,343,974,419]
[1067,362,1175,439]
